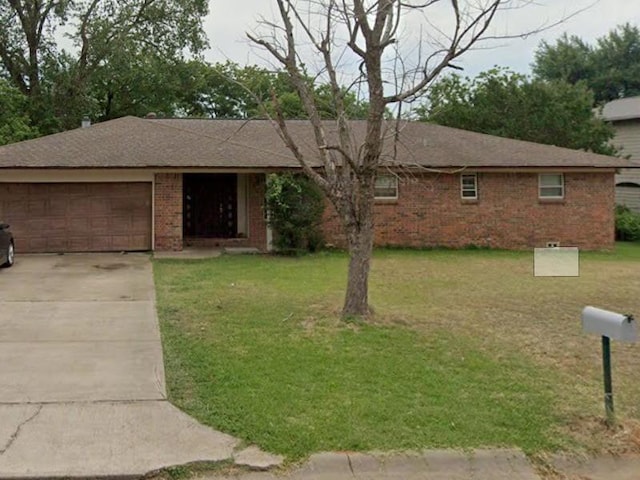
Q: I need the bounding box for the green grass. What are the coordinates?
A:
[584,241,640,261]
[154,243,640,460]
[152,248,633,460]
[161,314,557,457]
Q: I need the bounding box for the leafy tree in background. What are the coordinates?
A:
[178,62,302,119]
[533,24,640,104]
[0,0,208,132]
[181,61,370,120]
[0,79,38,145]
[0,0,369,140]
[88,55,205,121]
[417,68,616,155]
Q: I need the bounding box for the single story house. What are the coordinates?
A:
[602,96,640,213]
[0,116,630,253]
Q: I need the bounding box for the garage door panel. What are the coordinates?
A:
[112,236,133,251]
[28,200,47,216]
[131,234,149,246]
[0,182,151,253]
[91,237,113,251]
[67,200,89,216]
[45,236,68,252]
[23,237,46,252]
[6,200,26,217]
[70,237,91,251]
[89,217,110,233]
[111,216,131,230]
[90,198,110,215]
[107,183,131,195]
[27,218,53,232]
[111,198,138,213]
[48,222,69,235]
[69,217,91,234]
[61,183,87,195]
[132,217,150,234]
[49,198,68,215]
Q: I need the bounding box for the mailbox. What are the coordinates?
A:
[582,306,637,343]
[582,306,636,426]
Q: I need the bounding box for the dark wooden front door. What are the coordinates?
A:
[183,174,237,238]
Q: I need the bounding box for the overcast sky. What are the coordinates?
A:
[202,0,639,78]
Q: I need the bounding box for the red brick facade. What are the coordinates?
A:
[153,171,615,252]
[322,171,616,250]
[153,173,268,251]
[246,174,268,250]
[154,173,183,251]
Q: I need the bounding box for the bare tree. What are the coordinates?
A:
[248,0,575,318]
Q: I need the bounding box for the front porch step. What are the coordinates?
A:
[154,249,223,259]
[223,247,261,255]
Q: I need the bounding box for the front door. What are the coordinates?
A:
[183,174,237,238]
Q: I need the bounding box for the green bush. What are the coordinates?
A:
[265,174,326,254]
[615,205,640,242]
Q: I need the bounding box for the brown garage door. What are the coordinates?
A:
[0,183,152,253]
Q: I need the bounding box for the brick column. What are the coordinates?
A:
[154,173,183,251]
[246,173,268,251]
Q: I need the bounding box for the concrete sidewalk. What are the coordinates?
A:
[194,450,640,480]
[548,453,640,480]
[194,450,543,480]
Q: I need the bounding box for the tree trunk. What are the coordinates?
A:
[341,180,375,318]
[343,221,374,317]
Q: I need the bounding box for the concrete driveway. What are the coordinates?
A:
[0,253,165,402]
[0,253,245,478]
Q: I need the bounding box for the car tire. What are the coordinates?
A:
[1,241,14,268]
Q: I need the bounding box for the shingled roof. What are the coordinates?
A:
[0,115,629,169]
[602,96,640,122]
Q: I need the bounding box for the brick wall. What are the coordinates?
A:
[322,171,615,250]
[154,173,183,251]
[246,173,268,250]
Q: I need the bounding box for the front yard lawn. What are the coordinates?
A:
[153,244,640,460]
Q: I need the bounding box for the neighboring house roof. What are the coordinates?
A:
[602,96,640,122]
[0,115,630,169]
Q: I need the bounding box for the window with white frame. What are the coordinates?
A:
[460,174,478,199]
[374,174,398,199]
[539,173,564,199]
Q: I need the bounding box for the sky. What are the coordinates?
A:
[202,0,640,78]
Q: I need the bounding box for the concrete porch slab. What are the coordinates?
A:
[154,248,223,259]
[223,248,260,255]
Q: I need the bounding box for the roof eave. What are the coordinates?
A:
[605,114,640,122]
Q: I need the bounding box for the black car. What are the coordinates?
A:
[0,223,14,268]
